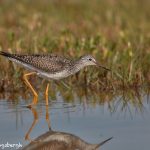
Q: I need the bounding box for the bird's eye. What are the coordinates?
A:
[89,58,92,61]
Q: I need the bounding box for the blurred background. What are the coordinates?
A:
[0,0,150,90]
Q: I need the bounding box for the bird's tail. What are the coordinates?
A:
[0,51,12,58]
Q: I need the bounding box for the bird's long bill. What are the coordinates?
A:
[95,137,113,149]
[95,62,111,71]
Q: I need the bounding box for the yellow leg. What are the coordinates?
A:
[25,107,38,142]
[23,72,38,107]
[45,105,51,130]
[25,106,51,142]
[45,83,49,105]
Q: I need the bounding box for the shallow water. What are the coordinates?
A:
[0,89,150,150]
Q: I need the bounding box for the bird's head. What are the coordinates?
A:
[79,55,110,71]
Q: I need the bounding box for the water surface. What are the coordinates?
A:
[0,89,150,150]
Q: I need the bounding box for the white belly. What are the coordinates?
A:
[37,70,70,80]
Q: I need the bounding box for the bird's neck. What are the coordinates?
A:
[71,59,86,73]
[74,138,96,150]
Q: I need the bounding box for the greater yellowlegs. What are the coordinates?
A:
[0,51,110,107]
[23,107,113,150]
[24,130,112,150]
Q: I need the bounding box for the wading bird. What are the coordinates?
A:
[0,51,110,107]
[23,106,113,150]
[23,130,112,150]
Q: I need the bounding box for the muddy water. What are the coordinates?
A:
[0,90,150,150]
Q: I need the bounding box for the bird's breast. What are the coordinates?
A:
[38,70,71,80]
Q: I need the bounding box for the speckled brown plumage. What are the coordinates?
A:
[22,130,113,150]
[0,51,73,73]
[0,51,110,80]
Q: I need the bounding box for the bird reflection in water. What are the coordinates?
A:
[23,106,113,150]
